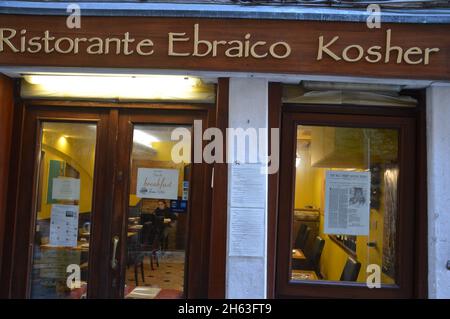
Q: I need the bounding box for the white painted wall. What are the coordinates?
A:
[226,78,268,298]
[427,85,450,299]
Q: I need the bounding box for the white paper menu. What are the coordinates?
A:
[229,207,265,257]
[49,204,79,247]
[230,163,265,209]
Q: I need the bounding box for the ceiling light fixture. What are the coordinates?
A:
[133,130,159,149]
[21,74,210,101]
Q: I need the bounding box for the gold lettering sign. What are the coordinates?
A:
[0,24,292,59]
[0,28,152,55]
[317,29,440,65]
[0,25,440,65]
[0,15,447,80]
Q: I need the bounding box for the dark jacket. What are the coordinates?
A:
[153,207,177,221]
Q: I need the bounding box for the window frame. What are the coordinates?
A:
[275,105,419,298]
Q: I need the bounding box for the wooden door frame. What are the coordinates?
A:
[207,78,229,298]
[267,86,428,299]
[115,108,215,298]
[0,75,15,294]
[1,100,217,298]
[5,105,111,298]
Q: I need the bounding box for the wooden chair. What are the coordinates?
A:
[292,224,311,270]
[142,219,162,271]
[127,239,145,286]
[147,233,161,271]
[306,236,325,277]
[340,257,361,282]
[294,224,311,250]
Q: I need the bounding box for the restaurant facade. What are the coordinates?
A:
[0,1,449,299]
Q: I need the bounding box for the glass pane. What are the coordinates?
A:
[30,122,97,298]
[290,125,398,286]
[125,125,191,299]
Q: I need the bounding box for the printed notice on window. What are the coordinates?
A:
[49,204,79,248]
[324,170,370,236]
[136,168,179,200]
[52,177,80,201]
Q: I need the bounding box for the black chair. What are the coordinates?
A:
[149,222,162,270]
[140,217,163,270]
[306,236,325,276]
[340,257,361,282]
[127,236,145,286]
[294,224,311,250]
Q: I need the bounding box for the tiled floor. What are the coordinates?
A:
[126,250,185,297]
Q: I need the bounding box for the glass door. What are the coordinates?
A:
[122,124,191,299]
[9,105,212,299]
[30,121,98,298]
[110,109,211,299]
[10,107,112,298]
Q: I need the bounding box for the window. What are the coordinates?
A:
[276,110,417,298]
[290,125,398,284]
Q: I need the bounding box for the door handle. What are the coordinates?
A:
[111,235,119,270]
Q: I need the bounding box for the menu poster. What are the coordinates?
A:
[229,207,265,257]
[52,177,80,201]
[324,170,371,236]
[230,163,266,209]
[136,168,179,200]
[49,204,79,247]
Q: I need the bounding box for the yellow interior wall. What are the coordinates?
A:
[294,148,315,209]
[295,147,349,280]
[151,141,177,162]
[298,169,347,280]
[38,132,95,219]
[39,134,188,216]
[129,195,141,207]
[294,158,392,282]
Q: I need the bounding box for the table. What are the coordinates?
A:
[291,270,319,281]
[128,232,138,237]
[125,286,162,299]
[41,242,89,252]
[292,249,306,260]
[128,224,143,231]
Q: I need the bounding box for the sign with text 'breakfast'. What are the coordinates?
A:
[0,15,448,80]
[137,168,179,200]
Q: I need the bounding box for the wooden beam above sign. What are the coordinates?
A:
[0,15,449,80]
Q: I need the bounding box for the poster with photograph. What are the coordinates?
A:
[324,170,371,236]
[49,204,79,247]
[136,168,179,200]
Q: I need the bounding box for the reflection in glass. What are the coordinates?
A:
[125,125,191,299]
[30,122,97,298]
[290,125,398,285]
